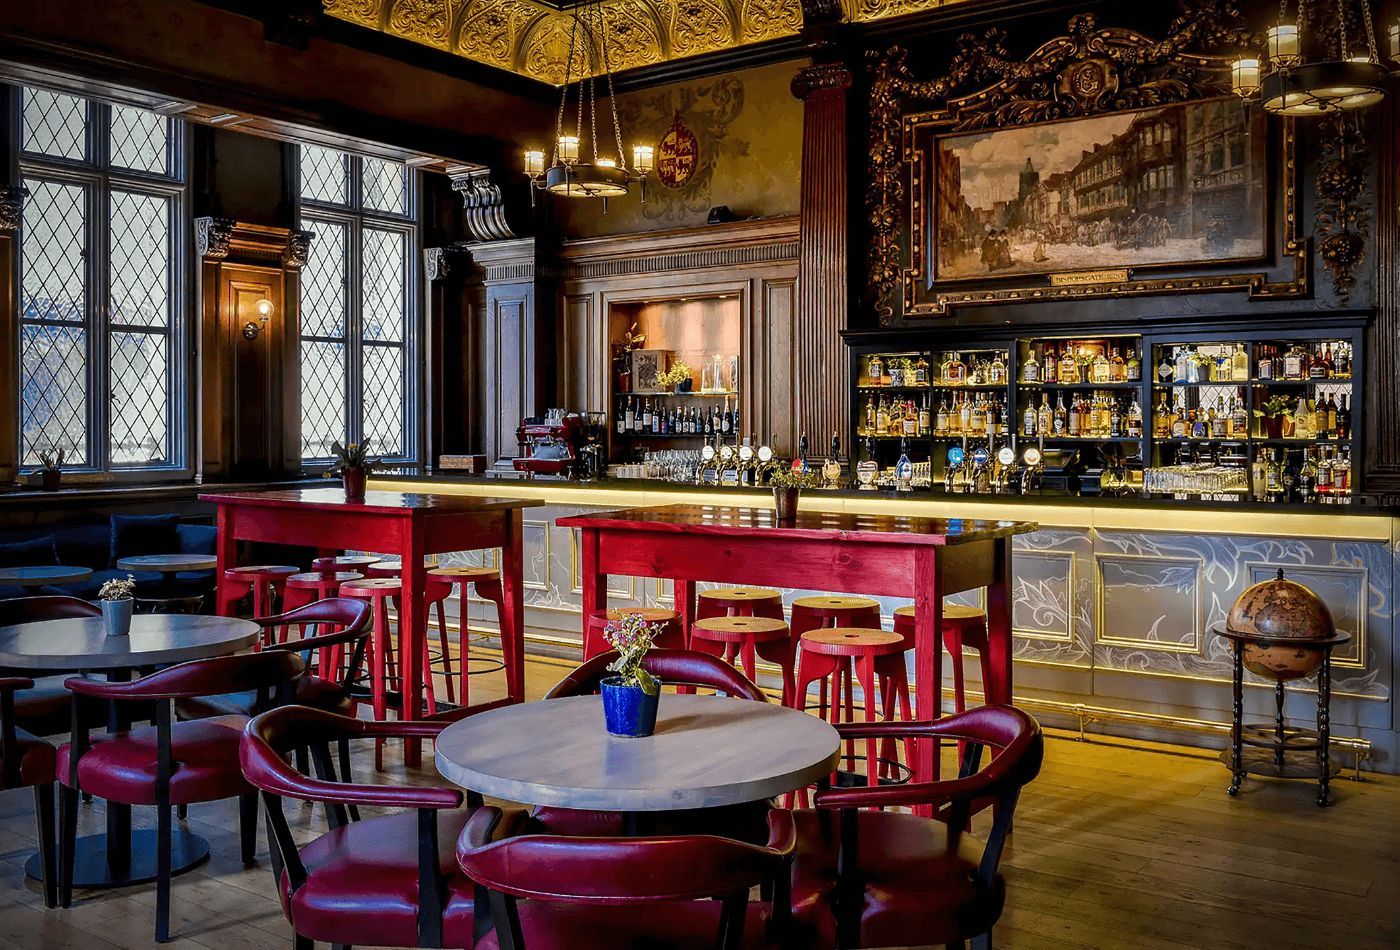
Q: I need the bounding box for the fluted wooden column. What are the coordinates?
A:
[792,62,853,453]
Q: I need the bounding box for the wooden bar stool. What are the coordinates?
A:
[363,557,459,702]
[282,570,365,644]
[789,595,881,720]
[583,606,684,659]
[311,554,381,575]
[894,602,990,713]
[340,576,438,768]
[216,565,299,620]
[694,587,792,702]
[427,565,511,705]
[691,616,792,699]
[797,627,913,788]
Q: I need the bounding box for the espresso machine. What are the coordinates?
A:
[513,410,604,480]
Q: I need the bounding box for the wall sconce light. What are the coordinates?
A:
[243,298,274,340]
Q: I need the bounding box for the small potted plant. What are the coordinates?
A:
[98,574,137,636]
[38,447,65,491]
[600,612,663,737]
[768,465,819,523]
[656,361,693,394]
[611,322,646,394]
[325,439,378,499]
[1253,395,1293,440]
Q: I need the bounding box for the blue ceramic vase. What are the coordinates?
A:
[600,676,660,738]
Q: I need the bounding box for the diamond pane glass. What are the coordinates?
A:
[301,341,346,459]
[301,218,347,338]
[20,325,88,466]
[362,158,408,214]
[362,228,406,343]
[21,178,87,323]
[22,89,88,161]
[110,192,171,328]
[109,332,169,464]
[362,344,404,456]
[301,145,348,205]
[110,105,170,175]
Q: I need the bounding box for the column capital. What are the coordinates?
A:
[791,62,853,101]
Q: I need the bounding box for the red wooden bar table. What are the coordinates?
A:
[557,504,1037,794]
[200,488,541,765]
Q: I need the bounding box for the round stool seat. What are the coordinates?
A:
[894,603,984,622]
[429,566,501,581]
[223,564,299,580]
[693,615,790,644]
[800,627,906,657]
[792,595,881,617]
[601,606,679,624]
[287,570,364,588]
[313,555,382,573]
[699,587,783,610]
[341,577,402,596]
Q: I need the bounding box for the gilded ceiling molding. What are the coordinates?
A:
[324,0,804,83]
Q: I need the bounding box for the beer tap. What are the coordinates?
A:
[1020,446,1044,494]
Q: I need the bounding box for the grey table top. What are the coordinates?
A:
[115,554,218,573]
[0,614,259,670]
[0,565,93,587]
[435,693,841,812]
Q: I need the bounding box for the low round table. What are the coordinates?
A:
[0,565,93,589]
[435,694,840,816]
[0,613,259,889]
[115,554,218,613]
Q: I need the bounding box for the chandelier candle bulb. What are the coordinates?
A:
[557,135,579,163]
[596,158,616,168]
[632,145,654,173]
[1232,58,1262,96]
[524,150,545,176]
[1267,23,1301,66]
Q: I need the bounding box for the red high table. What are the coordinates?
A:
[557,504,1037,797]
[201,488,541,765]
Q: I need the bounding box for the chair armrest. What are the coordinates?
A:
[764,808,797,858]
[239,732,464,809]
[424,703,493,725]
[0,677,35,693]
[275,628,366,653]
[812,777,983,812]
[63,674,139,699]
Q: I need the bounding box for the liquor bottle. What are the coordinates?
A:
[1067,394,1081,437]
[1126,347,1142,382]
[1022,398,1037,437]
[1153,394,1171,437]
[913,356,930,385]
[1037,394,1053,437]
[618,398,630,434]
[1157,350,1174,383]
[722,396,733,435]
[705,405,715,435]
[1052,394,1067,435]
[1174,347,1192,384]
[947,351,967,384]
[1283,344,1306,379]
[1092,349,1112,384]
[998,402,1010,439]
[1190,408,1207,440]
[864,398,875,433]
[1044,344,1059,383]
[971,396,987,437]
[732,401,740,434]
[1251,449,1268,501]
[960,392,974,433]
[1256,345,1275,381]
[868,354,884,383]
[894,438,913,491]
[1265,448,1284,500]
[1325,393,1338,437]
[1336,394,1351,440]
[1308,345,1328,380]
[875,396,890,434]
[1293,394,1312,439]
[1231,344,1250,382]
[935,395,950,436]
[1317,448,1333,497]
[1210,398,1228,439]
[1231,396,1250,438]
[1059,346,1078,384]
[1335,447,1351,495]
[989,351,1008,385]
[1022,349,1040,383]
[918,395,931,436]
[903,399,919,437]
[1298,448,1317,501]
[1171,399,1188,439]
[1109,399,1123,438]
[1110,347,1126,382]
[1334,342,1351,378]
[1127,397,1144,438]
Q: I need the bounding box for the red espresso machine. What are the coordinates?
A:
[513,410,606,480]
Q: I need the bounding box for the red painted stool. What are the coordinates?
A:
[216,565,299,622]
[691,616,790,698]
[427,565,512,705]
[363,558,458,702]
[693,587,793,702]
[340,576,438,769]
[311,554,381,575]
[583,606,685,660]
[797,627,913,788]
[281,571,365,645]
[893,602,990,714]
[788,595,881,718]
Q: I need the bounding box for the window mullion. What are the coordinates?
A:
[346,213,364,445]
[89,172,108,471]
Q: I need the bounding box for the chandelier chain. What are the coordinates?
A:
[598,1,627,167]
[1337,0,1349,59]
[1359,0,1379,58]
[554,9,580,166]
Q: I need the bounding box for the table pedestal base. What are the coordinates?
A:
[25,829,210,888]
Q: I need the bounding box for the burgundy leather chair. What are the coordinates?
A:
[787,705,1044,950]
[0,595,105,736]
[1,675,58,907]
[58,650,305,942]
[458,804,796,950]
[240,705,481,950]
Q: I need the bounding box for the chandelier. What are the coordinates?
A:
[523,0,653,206]
[1230,0,1397,115]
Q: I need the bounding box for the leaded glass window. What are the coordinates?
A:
[14,85,187,472]
[297,146,418,464]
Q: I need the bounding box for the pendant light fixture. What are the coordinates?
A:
[523,0,652,207]
[1230,0,1395,115]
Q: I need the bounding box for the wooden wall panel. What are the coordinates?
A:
[484,291,528,466]
[760,277,798,454]
[561,292,601,411]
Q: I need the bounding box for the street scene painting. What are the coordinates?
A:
[932,98,1267,281]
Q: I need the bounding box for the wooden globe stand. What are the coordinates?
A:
[1215,626,1351,807]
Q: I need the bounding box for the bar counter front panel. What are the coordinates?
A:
[372,477,1398,773]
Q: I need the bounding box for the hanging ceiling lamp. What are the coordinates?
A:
[523,0,652,207]
[1230,0,1396,115]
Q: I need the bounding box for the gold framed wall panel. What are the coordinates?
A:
[1244,560,1369,670]
[1094,552,1203,654]
[1011,549,1077,644]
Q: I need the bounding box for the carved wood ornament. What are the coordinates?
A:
[866,6,1312,321]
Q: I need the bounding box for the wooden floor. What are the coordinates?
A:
[0,649,1396,950]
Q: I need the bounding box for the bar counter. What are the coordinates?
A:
[371,473,1399,774]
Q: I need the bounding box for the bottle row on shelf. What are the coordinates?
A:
[1152,392,1351,442]
[1018,342,1142,385]
[1020,390,1144,440]
[1154,341,1353,385]
[614,395,739,438]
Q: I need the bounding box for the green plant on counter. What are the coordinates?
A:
[98,575,136,602]
[611,322,647,372]
[768,466,822,489]
[325,439,380,477]
[656,361,691,389]
[1252,395,1294,419]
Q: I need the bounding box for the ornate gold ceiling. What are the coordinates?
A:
[324,0,945,84]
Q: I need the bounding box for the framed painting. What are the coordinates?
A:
[931,99,1268,282]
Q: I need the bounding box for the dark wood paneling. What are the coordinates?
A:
[1367,90,1400,491]
[761,277,798,454]
[484,291,529,466]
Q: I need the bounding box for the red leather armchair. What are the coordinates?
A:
[1,675,58,907]
[240,705,482,950]
[0,595,106,737]
[457,804,797,950]
[787,705,1044,950]
[58,650,305,942]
